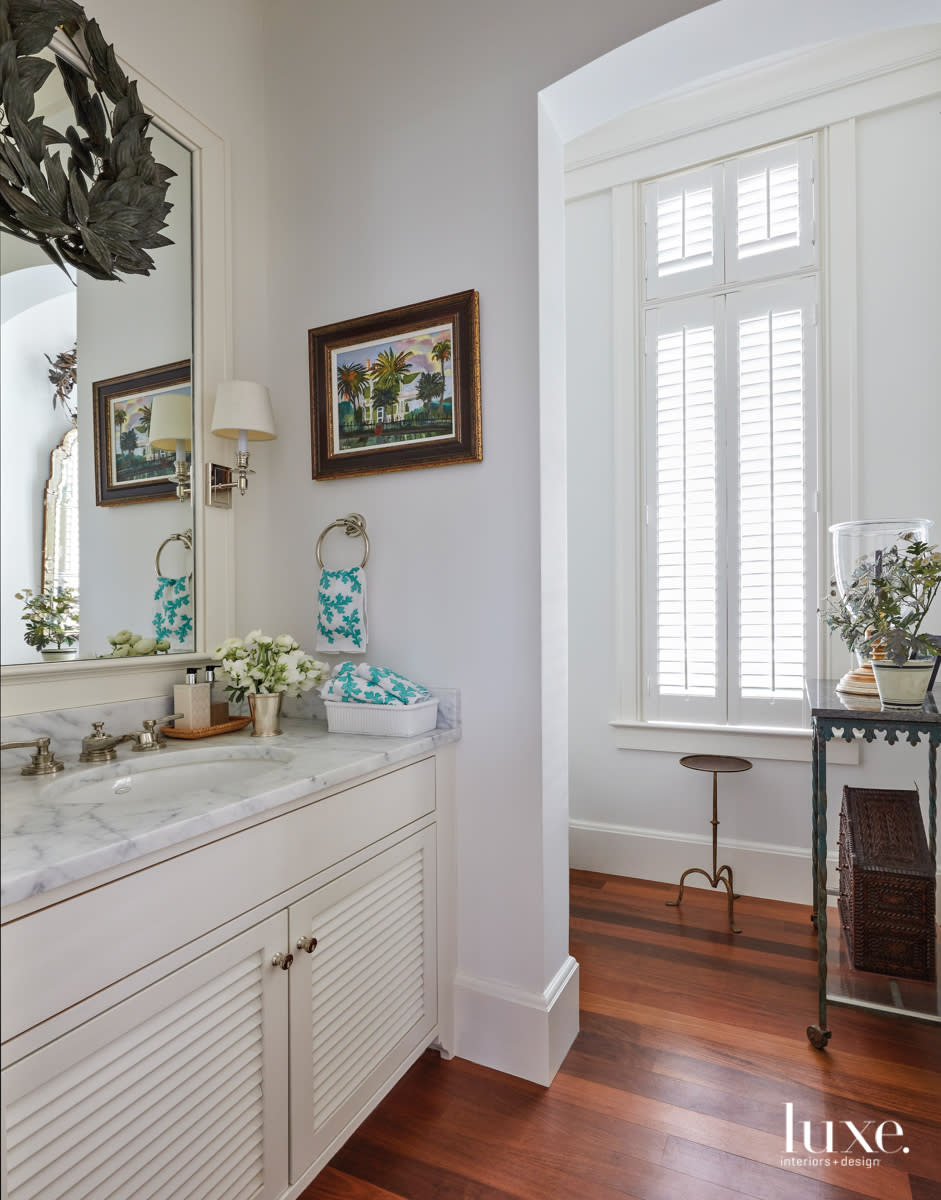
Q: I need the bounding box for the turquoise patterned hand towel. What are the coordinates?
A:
[317,567,367,652]
[152,575,193,649]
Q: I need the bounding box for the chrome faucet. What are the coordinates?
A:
[79,715,183,763]
[1,736,65,776]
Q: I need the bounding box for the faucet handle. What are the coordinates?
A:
[132,715,183,752]
[1,736,65,776]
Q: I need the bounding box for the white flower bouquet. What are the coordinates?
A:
[214,630,329,703]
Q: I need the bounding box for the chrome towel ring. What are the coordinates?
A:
[155,529,193,577]
[316,513,370,569]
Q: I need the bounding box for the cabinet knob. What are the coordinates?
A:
[271,952,294,971]
[296,935,318,954]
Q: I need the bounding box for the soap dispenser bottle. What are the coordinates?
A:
[205,664,229,727]
[173,667,211,731]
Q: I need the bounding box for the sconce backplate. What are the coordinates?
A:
[206,463,234,509]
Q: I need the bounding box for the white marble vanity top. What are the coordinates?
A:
[1,717,459,910]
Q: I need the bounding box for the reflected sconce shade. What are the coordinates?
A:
[148,392,192,501]
[209,380,276,501]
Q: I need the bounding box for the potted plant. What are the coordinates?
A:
[822,533,941,708]
[215,631,329,736]
[15,586,80,661]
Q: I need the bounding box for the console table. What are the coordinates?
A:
[806,679,939,1049]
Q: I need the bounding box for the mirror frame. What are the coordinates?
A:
[0,41,234,716]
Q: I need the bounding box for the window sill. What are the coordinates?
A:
[610,719,860,764]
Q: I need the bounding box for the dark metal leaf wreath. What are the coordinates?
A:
[0,0,175,281]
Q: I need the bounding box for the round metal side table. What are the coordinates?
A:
[666,754,752,933]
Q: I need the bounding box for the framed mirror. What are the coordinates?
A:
[0,36,234,715]
[0,43,195,667]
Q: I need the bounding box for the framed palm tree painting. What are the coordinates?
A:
[92,360,191,505]
[309,290,481,479]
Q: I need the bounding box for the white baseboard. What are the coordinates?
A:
[570,818,831,905]
[454,954,579,1086]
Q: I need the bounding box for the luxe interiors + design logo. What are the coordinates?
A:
[781,1103,910,1169]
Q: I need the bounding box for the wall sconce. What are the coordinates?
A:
[148,392,192,501]
[208,380,277,507]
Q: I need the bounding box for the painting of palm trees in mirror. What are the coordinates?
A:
[93,360,191,505]
[310,291,480,480]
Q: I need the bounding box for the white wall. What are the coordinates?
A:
[565,90,941,903]
[252,0,712,1082]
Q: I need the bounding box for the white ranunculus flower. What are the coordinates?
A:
[215,630,323,702]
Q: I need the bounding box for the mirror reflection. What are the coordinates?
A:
[0,56,194,666]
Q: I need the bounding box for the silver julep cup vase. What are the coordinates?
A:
[248,691,283,737]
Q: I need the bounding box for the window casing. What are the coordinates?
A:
[642,138,818,731]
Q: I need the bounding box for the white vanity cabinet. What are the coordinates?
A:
[1,751,450,1200]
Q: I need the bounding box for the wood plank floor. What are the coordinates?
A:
[301,872,941,1200]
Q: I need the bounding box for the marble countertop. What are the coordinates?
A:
[1,717,459,910]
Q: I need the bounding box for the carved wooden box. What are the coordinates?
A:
[837,786,936,982]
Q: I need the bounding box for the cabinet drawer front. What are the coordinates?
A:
[2,757,435,1044]
[2,914,290,1200]
[288,826,437,1181]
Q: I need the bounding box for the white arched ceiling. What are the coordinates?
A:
[541,0,941,142]
[0,264,74,326]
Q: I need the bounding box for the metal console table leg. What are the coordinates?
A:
[807,723,831,1049]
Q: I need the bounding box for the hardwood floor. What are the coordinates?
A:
[301,872,941,1200]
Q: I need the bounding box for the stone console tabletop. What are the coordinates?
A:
[1,718,459,910]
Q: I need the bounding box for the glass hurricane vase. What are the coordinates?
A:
[829,518,934,695]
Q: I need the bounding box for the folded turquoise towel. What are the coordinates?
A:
[320,661,430,707]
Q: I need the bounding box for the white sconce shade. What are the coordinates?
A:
[148,392,193,451]
[207,380,276,502]
[211,380,276,442]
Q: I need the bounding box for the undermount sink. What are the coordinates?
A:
[44,746,295,805]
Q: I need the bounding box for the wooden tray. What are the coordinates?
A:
[161,716,252,739]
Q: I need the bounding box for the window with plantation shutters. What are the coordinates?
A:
[642,138,817,730]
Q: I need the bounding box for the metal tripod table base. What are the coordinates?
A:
[666,754,752,933]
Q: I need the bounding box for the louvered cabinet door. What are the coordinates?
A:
[2,913,290,1200]
[288,826,437,1182]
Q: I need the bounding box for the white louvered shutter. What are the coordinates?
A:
[725,138,815,282]
[726,279,817,728]
[644,299,726,724]
[644,165,723,300]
